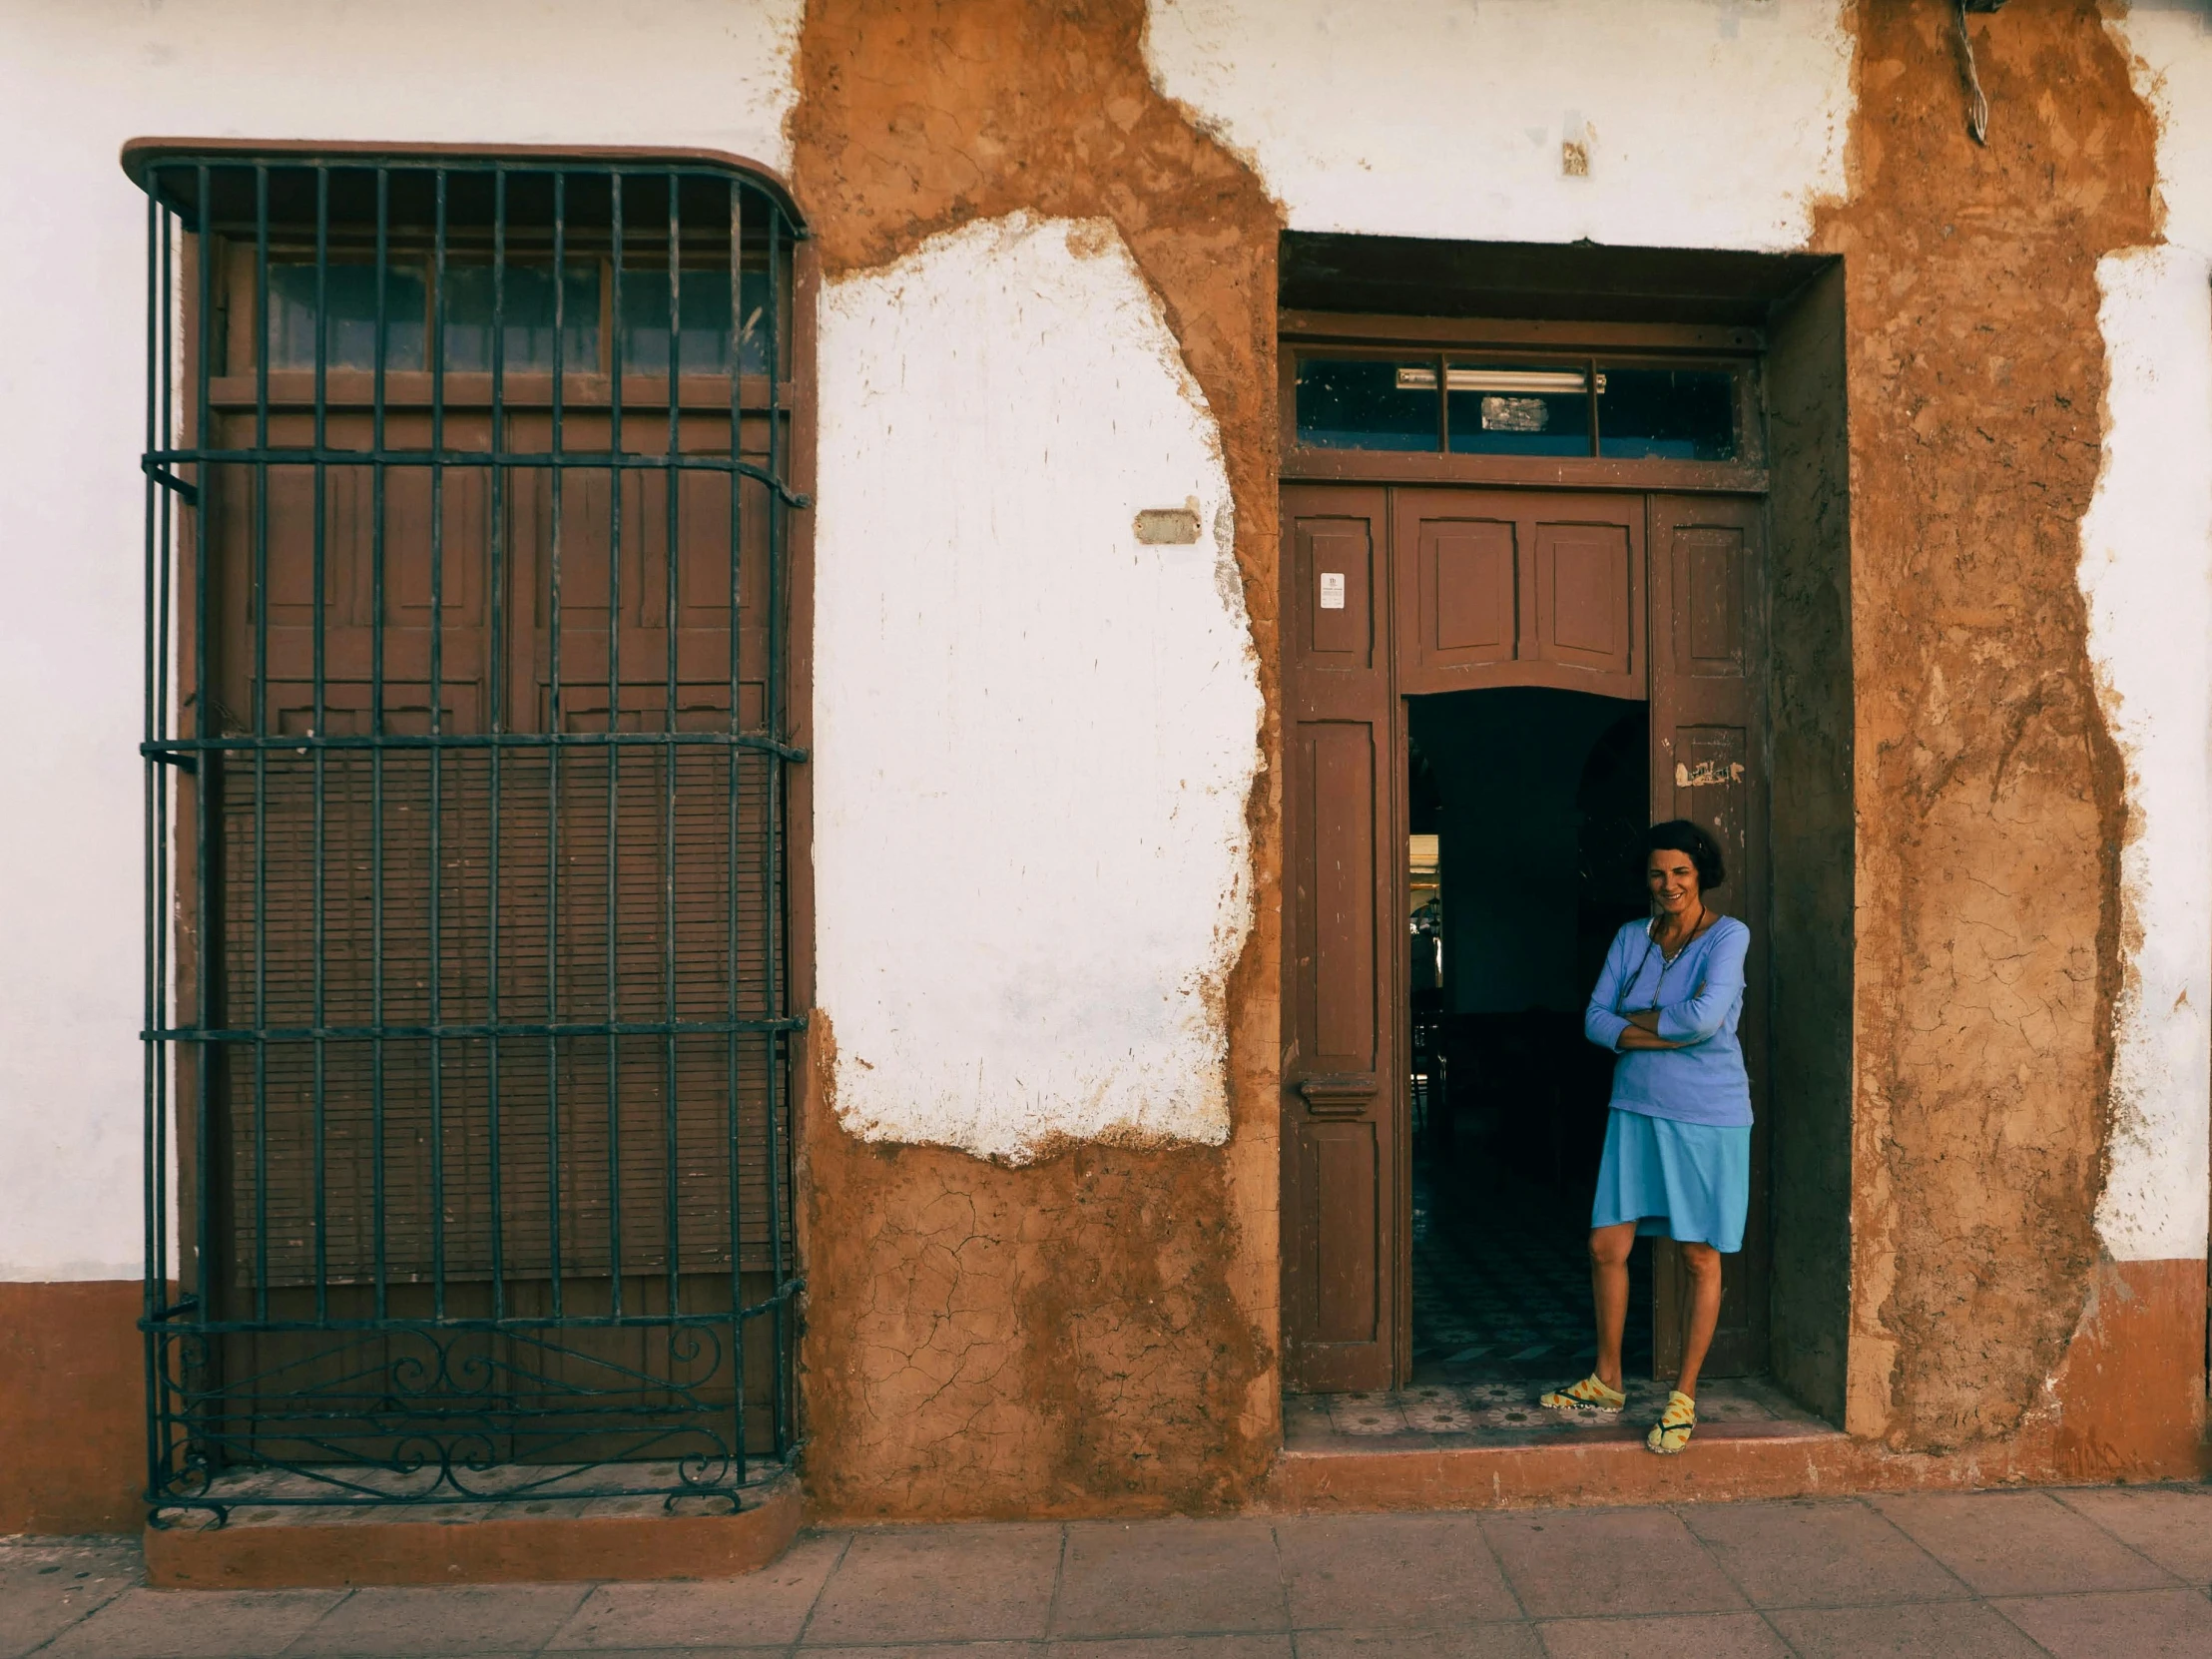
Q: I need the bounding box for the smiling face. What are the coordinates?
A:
[1647,846,1702,917]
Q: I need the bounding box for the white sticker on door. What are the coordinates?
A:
[1320,571,1347,610]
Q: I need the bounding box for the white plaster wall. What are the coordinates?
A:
[2081,248,2212,1263]
[2092,2,2212,1265]
[0,1,804,1281]
[812,215,1261,1164]
[2115,2,2212,256]
[1145,0,1853,251]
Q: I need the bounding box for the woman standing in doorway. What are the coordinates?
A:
[1539,820,1752,1455]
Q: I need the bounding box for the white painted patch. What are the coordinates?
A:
[2081,246,2212,1264]
[1145,0,1854,250]
[0,1,804,1281]
[813,214,1261,1164]
[2109,3,2212,258]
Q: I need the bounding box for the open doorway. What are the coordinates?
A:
[1405,688,1651,1384]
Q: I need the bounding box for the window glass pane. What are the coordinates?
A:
[1445,364,1591,456]
[1295,357,1439,451]
[268,261,426,370]
[441,261,601,372]
[1596,367,1736,460]
[617,266,776,375]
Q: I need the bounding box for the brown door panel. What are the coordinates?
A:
[1647,494,1770,1380]
[1282,485,1398,1393]
[1394,489,1644,698]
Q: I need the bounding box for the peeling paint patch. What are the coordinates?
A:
[813,212,1263,1165]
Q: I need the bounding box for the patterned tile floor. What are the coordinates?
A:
[1407,1151,1652,1384]
[1285,1372,1832,1448]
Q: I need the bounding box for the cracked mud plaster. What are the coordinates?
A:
[788,0,1283,1513]
[1819,0,2156,1451]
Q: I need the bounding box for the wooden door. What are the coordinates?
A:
[1281,485,1400,1391]
[1646,494,1770,1378]
[1393,490,1643,698]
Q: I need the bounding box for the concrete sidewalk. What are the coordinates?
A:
[5,1484,2212,1659]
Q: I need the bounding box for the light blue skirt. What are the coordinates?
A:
[1590,1108,1751,1253]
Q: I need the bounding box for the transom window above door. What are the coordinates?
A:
[1292,352,1744,462]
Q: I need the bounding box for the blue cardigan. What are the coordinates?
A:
[1582,916,1754,1128]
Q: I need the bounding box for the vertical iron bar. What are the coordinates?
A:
[545,172,568,1322]
[724,176,747,1479]
[369,167,391,1320]
[606,173,626,1318]
[141,176,164,1503]
[251,165,272,1325]
[762,203,788,1454]
[156,185,175,1327]
[191,163,212,1367]
[310,166,331,1322]
[429,169,449,1320]
[486,167,509,1322]
[664,173,683,1317]
[155,187,177,1484]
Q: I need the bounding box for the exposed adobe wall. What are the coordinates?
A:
[1763,261,1855,1427]
[1821,0,2159,1450]
[786,0,1285,1515]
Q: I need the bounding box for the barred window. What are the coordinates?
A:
[134,145,808,1521]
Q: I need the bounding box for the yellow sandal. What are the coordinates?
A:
[1539,1374,1627,1413]
[1646,1389,1696,1453]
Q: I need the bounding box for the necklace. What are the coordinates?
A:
[1656,902,1708,964]
[1610,903,1710,1018]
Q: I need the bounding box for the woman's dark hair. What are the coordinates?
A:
[1639,819,1726,891]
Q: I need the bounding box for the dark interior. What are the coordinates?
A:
[1406,687,1653,1384]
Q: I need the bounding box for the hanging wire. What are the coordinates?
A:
[1954,0,1990,147]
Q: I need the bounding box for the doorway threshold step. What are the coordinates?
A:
[1271,1378,1850,1512]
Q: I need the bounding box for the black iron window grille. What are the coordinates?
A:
[133,147,808,1522]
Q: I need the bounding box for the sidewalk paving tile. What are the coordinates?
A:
[0,1539,140,1659]
[1277,1513,1519,1629]
[1531,1611,1789,1658]
[35,1585,343,1659]
[1044,1635,1294,1659]
[803,1524,1062,1645]
[547,1530,847,1650]
[1765,1600,2048,1658]
[1871,1490,2179,1596]
[1479,1510,1744,1620]
[1054,1520,1285,1637]
[1992,1588,2212,1659]
[286,1583,594,1655]
[1677,1497,1962,1608]
[1291,1628,1543,1659]
[809,1644,1039,1659]
[2054,1486,2212,1584]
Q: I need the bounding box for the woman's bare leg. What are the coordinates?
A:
[1588,1222,1639,1389]
[1673,1242,1725,1398]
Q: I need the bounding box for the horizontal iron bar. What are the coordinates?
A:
[144,750,200,775]
[147,732,810,762]
[150,1472,789,1514]
[141,459,201,505]
[147,1014,808,1043]
[147,444,811,507]
[144,1284,803,1334]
